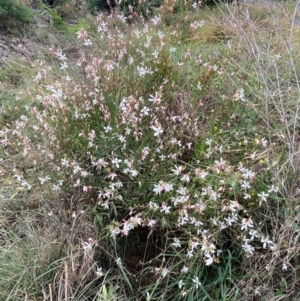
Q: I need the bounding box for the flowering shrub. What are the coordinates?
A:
[1,3,299,300]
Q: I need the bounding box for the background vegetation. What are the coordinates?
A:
[1,0,300,300]
[0,0,31,28]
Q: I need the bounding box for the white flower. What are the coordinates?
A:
[111,157,122,169]
[82,242,92,251]
[172,238,181,248]
[82,238,96,251]
[178,216,189,226]
[224,215,236,226]
[282,263,288,271]
[182,291,188,297]
[261,138,268,148]
[130,169,138,177]
[187,249,194,258]
[104,125,112,132]
[122,222,134,236]
[254,286,261,296]
[34,72,42,82]
[261,236,274,249]
[153,184,163,195]
[243,193,251,199]
[161,267,169,278]
[153,181,173,194]
[13,174,22,182]
[180,174,190,183]
[258,191,269,203]
[192,276,201,289]
[274,53,281,60]
[110,227,121,237]
[242,239,255,255]
[181,266,189,274]
[195,168,208,179]
[60,62,68,70]
[149,201,159,210]
[164,183,173,192]
[171,165,184,176]
[152,50,159,59]
[38,175,51,185]
[137,65,153,77]
[241,218,254,231]
[190,20,204,29]
[160,203,171,214]
[241,181,251,190]
[232,88,245,101]
[201,241,216,254]
[159,154,166,161]
[141,106,150,116]
[178,279,185,289]
[53,184,60,191]
[151,16,161,25]
[268,185,279,193]
[116,257,122,266]
[191,241,201,250]
[241,169,255,180]
[192,2,197,9]
[149,92,161,105]
[84,39,92,46]
[205,138,212,146]
[249,229,259,240]
[147,219,156,227]
[151,124,163,137]
[95,267,104,277]
[205,254,214,266]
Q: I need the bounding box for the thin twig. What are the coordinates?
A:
[64,262,68,301]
